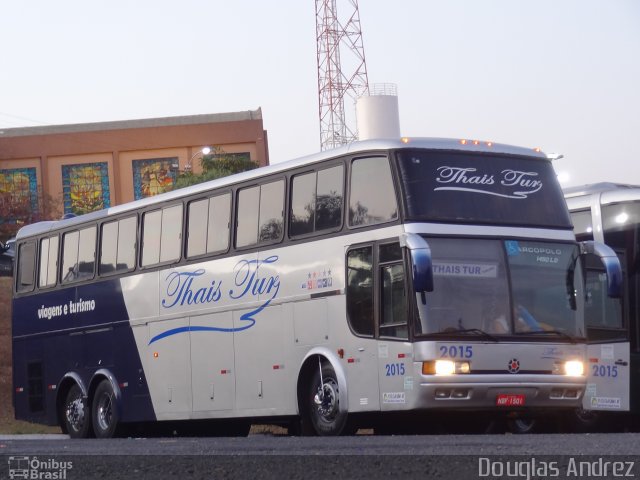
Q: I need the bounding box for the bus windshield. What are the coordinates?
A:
[415,238,585,338]
[396,150,572,229]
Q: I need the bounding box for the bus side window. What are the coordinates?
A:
[236,180,284,248]
[100,221,119,274]
[62,231,80,283]
[16,241,36,293]
[346,245,374,337]
[316,165,343,231]
[116,216,137,271]
[187,193,231,258]
[349,157,397,227]
[290,172,316,236]
[77,227,96,280]
[38,236,59,288]
[570,210,594,241]
[187,198,208,257]
[258,180,284,243]
[100,216,136,275]
[290,165,344,237]
[207,194,231,254]
[236,186,260,248]
[585,263,624,330]
[142,210,162,266]
[142,205,182,267]
[62,227,96,283]
[159,205,183,263]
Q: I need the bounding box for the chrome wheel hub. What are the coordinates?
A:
[314,380,339,420]
[96,393,114,431]
[66,397,85,432]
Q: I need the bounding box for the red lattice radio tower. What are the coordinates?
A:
[315,0,370,150]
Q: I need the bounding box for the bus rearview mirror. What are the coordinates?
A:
[400,233,434,293]
[581,240,623,298]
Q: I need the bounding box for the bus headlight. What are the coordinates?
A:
[435,360,456,375]
[422,360,471,375]
[564,360,584,376]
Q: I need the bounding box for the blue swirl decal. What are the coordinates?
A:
[149,256,280,345]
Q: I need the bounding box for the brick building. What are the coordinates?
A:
[0,108,268,226]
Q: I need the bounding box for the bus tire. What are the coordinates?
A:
[507,417,538,434]
[92,379,120,438]
[566,408,601,433]
[307,363,348,436]
[63,383,92,438]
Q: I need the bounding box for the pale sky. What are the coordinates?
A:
[1,0,638,188]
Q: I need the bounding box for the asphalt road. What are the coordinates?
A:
[2,433,640,479]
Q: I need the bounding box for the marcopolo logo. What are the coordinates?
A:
[8,456,73,479]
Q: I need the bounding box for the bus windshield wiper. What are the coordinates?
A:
[514,329,579,343]
[430,328,499,342]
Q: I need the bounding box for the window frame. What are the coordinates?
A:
[99,215,138,277]
[377,241,409,340]
[16,240,37,294]
[140,203,184,269]
[289,163,345,240]
[345,243,375,338]
[347,155,399,230]
[186,191,232,260]
[60,226,97,285]
[38,235,59,289]
[345,239,409,341]
[235,178,285,250]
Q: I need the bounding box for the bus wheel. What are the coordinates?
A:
[567,408,600,433]
[507,417,537,434]
[63,384,92,438]
[92,380,120,438]
[307,363,348,436]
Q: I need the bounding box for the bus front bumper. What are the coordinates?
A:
[417,377,584,409]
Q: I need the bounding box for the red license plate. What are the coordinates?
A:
[496,394,525,406]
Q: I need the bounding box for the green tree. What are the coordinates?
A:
[0,188,61,242]
[174,146,259,190]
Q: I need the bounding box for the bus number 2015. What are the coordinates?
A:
[385,363,406,376]
[592,364,618,378]
[439,345,473,359]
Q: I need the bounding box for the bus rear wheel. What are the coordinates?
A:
[307,363,348,436]
[92,380,120,438]
[63,384,92,438]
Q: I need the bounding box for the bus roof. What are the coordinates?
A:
[563,182,639,198]
[564,182,640,208]
[15,137,548,240]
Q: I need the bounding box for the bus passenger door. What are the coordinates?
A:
[375,242,412,410]
[345,245,381,412]
[583,254,630,412]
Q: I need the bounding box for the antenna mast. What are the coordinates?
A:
[315,0,370,150]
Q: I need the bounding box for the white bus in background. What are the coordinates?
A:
[564,183,638,431]
[12,138,621,437]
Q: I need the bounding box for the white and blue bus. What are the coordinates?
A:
[564,183,640,430]
[12,138,621,437]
